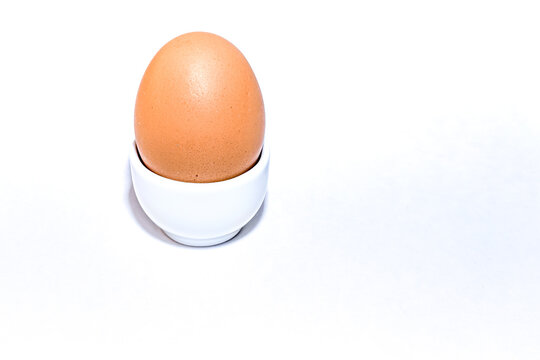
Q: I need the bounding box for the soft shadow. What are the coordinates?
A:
[126,160,268,248]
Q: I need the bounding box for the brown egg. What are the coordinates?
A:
[135,32,265,183]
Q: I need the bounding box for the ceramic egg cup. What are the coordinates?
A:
[130,141,269,247]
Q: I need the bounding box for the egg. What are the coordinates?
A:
[135,32,265,183]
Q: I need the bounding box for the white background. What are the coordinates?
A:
[1,0,539,358]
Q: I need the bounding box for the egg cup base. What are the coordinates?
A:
[163,228,241,247]
[130,141,269,247]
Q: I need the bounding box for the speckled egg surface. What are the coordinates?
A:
[135,32,265,183]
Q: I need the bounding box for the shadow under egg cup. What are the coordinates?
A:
[129,141,269,246]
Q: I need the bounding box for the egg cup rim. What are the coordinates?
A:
[130,140,269,191]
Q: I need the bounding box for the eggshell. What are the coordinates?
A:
[135,32,265,183]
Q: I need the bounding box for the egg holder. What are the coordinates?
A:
[130,140,269,246]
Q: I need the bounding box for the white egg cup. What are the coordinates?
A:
[129,141,269,247]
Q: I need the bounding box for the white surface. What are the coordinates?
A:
[130,141,269,246]
[0,0,539,359]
